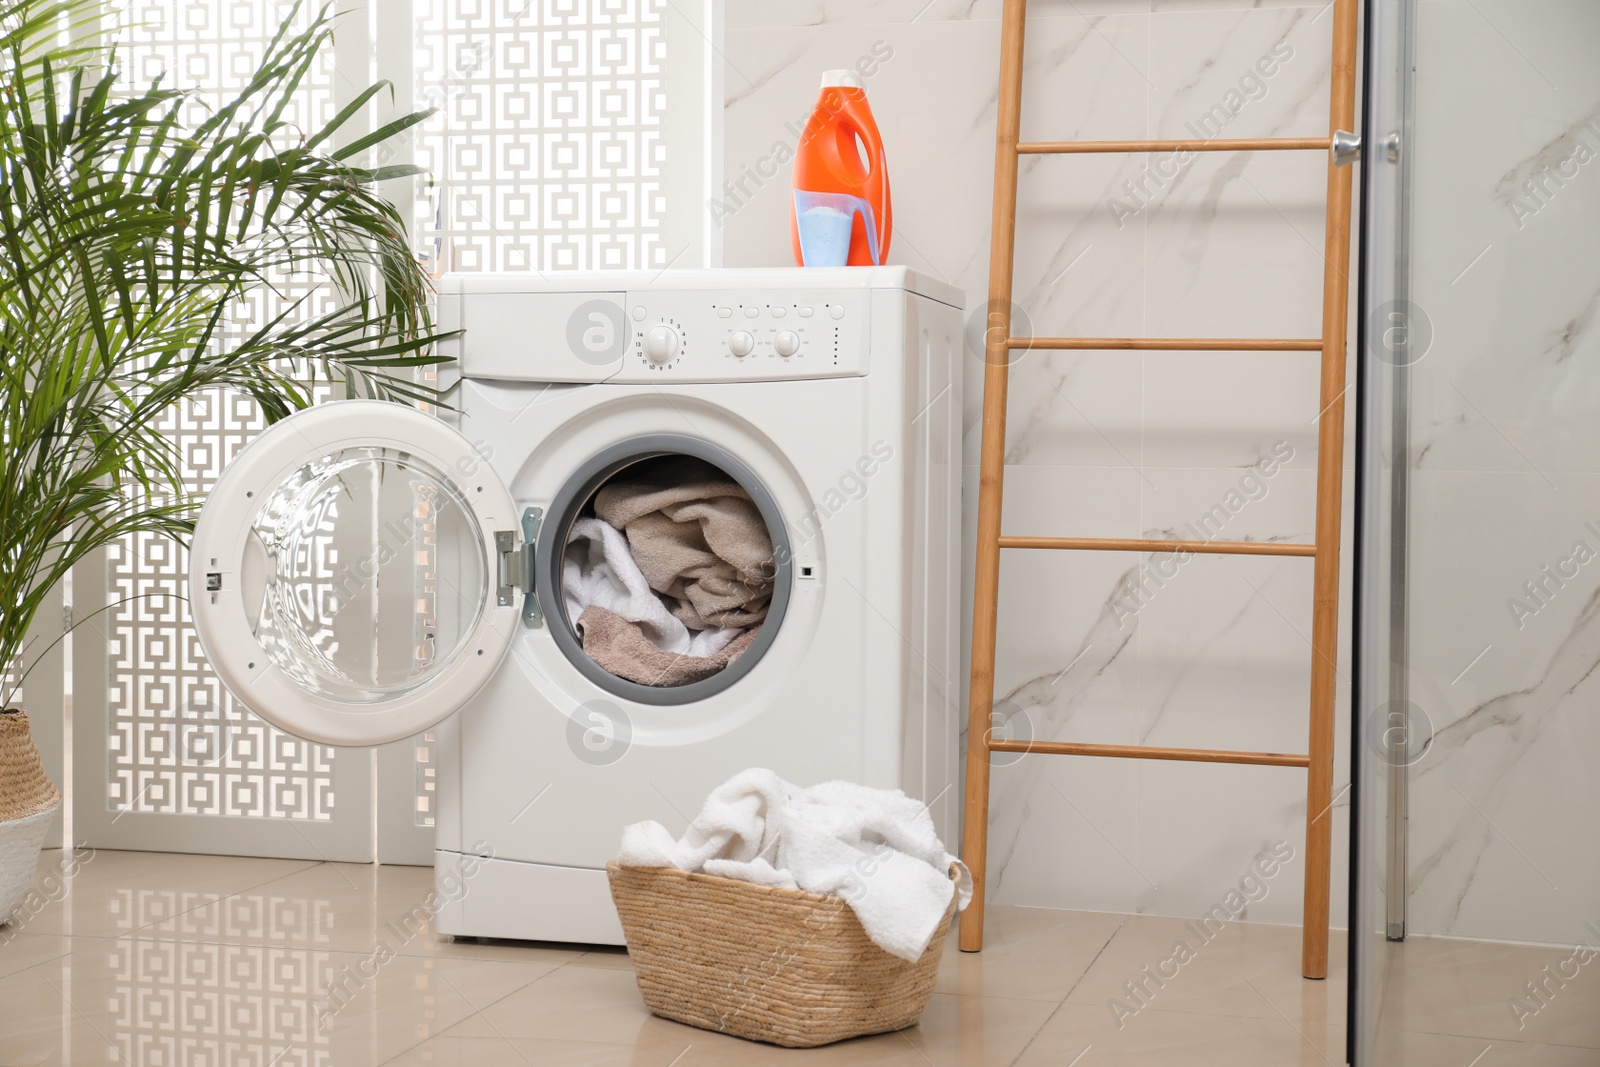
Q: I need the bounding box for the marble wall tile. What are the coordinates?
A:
[727,0,1149,30]
[1131,761,1346,925]
[1141,153,1328,340]
[996,353,1145,470]
[1405,0,1600,477]
[1398,471,1600,943]
[1150,0,1324,13]
[1141,351,1325,469]
[989,753,1148,912]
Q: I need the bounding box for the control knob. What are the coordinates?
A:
[728,330,755,357]
[774,330,801,357]
[643,325,679,365]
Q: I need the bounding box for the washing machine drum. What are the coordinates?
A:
[186,403,792,746]
[536,434,792,707]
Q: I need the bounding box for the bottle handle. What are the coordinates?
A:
[837,99,889,264]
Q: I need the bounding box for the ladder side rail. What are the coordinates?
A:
[1301,0,1362,982]
[960,0,1029,955]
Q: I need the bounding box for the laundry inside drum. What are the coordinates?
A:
[560,454,777,688]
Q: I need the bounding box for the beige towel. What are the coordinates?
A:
[577,605,762,687]
[593,457,775,629]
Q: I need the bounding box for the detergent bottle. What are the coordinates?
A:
[790,70,891,268]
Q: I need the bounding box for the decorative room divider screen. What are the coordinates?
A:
[56,0,711,864]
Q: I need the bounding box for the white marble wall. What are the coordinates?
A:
[721,0,1353,927]
[1393,0,1600,946]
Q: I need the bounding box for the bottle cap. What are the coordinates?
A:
[820,69,866,90]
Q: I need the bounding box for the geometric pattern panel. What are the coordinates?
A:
[113,0,334,133]
[106,394,339,821]
[105,0,339,820]
[412,0,668,273]
[415,731,437,828]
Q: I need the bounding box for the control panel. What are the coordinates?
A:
[612,289,871,382]
[449,283,877,383]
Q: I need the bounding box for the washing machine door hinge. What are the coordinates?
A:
[494,508,543,628]
[520,506,543,628]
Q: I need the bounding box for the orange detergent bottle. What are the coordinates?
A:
[790,70,891,267]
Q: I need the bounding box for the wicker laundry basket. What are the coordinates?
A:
[607,861,958,1048]
[0,709,62,923]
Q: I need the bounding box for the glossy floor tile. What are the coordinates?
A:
[0,849,1578,1065]
[1375,934,1600,1050]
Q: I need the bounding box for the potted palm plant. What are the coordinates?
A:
[0,0,447,917]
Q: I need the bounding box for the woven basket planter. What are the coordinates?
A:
[607,861,957,1048]
[0,709,61,924]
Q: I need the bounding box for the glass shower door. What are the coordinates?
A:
[1354,1,1600,1063]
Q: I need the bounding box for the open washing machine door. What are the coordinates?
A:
[188,400,525,746]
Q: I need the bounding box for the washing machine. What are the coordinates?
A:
[187,267,964,944]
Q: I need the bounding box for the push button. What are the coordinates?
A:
[744,306,760,318]
[771,306,787,318]
[828,304,846,320]
[716,306,733,318]
[798,306,815,318]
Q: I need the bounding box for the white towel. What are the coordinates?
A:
[562,517,739,657]
[617,768,972,961]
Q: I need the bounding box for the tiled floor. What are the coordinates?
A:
[0,850,1588,1065]
[1370,936,1600,1066]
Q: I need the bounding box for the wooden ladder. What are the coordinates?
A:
[960,0,1361,980]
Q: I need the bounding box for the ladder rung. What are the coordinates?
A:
[998,535,1317,557]
[1017,136,1332,155]
[986,738,1311,768]
[1008,336,1322,352]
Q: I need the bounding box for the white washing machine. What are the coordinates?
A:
[187,267,963,944]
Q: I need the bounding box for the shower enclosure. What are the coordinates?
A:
[1353,0,1600,1062]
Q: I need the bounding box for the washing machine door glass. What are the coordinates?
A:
[187,400,521,746]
